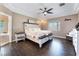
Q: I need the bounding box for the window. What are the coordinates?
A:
[0,20,4,33]
[0,15,8,33]
[48,20,60,31]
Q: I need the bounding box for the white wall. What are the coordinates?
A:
[48,14,78,38]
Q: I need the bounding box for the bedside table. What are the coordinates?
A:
[15,32,25,43]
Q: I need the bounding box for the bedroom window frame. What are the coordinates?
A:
[48,20,60,31]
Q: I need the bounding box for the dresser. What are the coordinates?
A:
[77,31,79,56]
[67,29,77,55]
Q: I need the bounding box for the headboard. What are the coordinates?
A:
[23,22,40,32]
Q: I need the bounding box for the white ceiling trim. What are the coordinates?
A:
[73,4,79,13]
[3,3,79,19]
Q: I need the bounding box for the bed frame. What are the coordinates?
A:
[23,22,53,48]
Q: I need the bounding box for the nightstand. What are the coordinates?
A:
[15,32,25,43]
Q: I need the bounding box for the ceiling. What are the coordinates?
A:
[3,3,79,19]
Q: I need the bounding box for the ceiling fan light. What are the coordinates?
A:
[44,12,47,15]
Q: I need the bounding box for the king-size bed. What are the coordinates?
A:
[24,22,53,48]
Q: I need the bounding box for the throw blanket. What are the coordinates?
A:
[39,33,53,39]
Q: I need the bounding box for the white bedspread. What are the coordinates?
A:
[25,29,52,39]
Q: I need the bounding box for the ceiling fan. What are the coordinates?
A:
[40,7,53,16]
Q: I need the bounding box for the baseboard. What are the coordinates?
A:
[12,39,16,42]
[0,39,16,47]
[53,35,66,39]
[0,41,9,46]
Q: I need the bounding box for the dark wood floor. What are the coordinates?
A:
[0,37,76,56]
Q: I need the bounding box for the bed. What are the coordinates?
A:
[24,22,53,48]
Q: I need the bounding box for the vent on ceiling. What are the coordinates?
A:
[59,3,65,7]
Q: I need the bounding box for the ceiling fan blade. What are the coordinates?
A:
[44,8,47,11]
[47,12,53,14]
[42,8,47,13]
[42,11,45,13]
[40,8,43,11]
[47,8,53,12]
